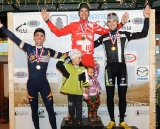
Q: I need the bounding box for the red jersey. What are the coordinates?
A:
[46,18,122,54]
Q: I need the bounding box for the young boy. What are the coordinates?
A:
[56,49,89,125]
[83,60,101,122]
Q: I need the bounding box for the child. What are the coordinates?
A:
[83,60,102,122]
[56,49,89,125]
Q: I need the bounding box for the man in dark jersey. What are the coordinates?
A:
[94,5,150,129]
[0,22,67,129]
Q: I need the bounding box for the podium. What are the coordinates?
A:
[61,117,104,129]
[61,117,138,129]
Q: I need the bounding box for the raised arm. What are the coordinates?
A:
[0,23,22,46]
[94,61,100,78]
[127,5,150,41]
[41,8,72,37]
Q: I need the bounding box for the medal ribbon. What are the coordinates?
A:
[36,47,44,64]
[109,30,118,46]
[79,21,89,34]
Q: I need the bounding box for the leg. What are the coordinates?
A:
[94,95,101,122]
[68,94,76,125]
[39,79,57,129]
[117,63,127,123]
[75,95,83,125]
[105,66,116,129]
[27,79,39,129]
[117,63,131,129]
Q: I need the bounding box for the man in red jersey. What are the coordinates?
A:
[41,3,129,67]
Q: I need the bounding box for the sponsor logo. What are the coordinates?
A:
[122,26,132,30]
[135,110,149,116]
[94,55,103,61]
[55,111,68,116]
[27,20,40,27]
[54,104,68,107]
[125,54,136,63]
[14,72,27,78]
[97,111,108,116]
[132,18,144,24]
[15,111,28,116]
[137,67,149,77]
[38,109,45,118]
[82,109,85,114]
[47,71,57,77]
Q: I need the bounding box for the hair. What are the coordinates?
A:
[34,28,45,36]
[86,66,94,71]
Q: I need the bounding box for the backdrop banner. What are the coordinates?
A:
[12,10,149,129]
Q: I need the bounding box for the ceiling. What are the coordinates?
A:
[0,0,160,14]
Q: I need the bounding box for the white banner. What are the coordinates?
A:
[13,10,149,129]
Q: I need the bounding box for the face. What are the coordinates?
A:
[87,67,94,77]
[107,19,118,30]
[79,8,89,20]
[72,56,82,66]
[33,32,46,46]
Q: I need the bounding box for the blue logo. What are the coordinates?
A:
[132,18,144,24]
[47,71,56,77]
[94,55,103,61]
[27,20,40,27]
[14,72,27,78]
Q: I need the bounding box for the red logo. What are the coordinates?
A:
[125,54,136,63]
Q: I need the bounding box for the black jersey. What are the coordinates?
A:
[1,26,62,79]
[94,18,149,65]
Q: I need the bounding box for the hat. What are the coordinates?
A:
[34,28,45,36]
[78,2,90,15]
[107,12,119,22]
[69,49,82,59]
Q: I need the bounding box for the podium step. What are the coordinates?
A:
[61,117,104,129]
[61,117,138,129]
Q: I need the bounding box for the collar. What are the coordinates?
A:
[110,28,118,35]
[36,45,43,49]
[79,18,89,24]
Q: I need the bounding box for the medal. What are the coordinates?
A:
[81,36,85,40]
[111,46,116,51]
[36,46,44,70]
[109,30,118,51]
[36,65,41,70]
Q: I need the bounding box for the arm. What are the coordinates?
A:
[94,62,100,78]
[94,34,105,48]
[127,5,150,41]
[0,23,30,52]
[41,8,71,37]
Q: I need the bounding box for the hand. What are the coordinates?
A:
[85,88,89,94]
[0,20,3,28]
[121,12,129,25]
[63,53,68,58]
[41,8,50,21]
[143,4,151,18]
[94,60,97,64]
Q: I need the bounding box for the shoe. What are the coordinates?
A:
[88,116,96,122]
[119,122,132,129]
[68,118,74,125]
[106,121,116,129]
[76,119,82,125]
[96,115,101,122]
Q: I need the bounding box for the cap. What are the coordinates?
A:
[107,12,119,22]
[69,49,82,59]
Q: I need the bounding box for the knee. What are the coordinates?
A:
[28,97,38,111]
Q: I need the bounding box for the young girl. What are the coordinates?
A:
[56,49,89,125]
[83,60,102,122]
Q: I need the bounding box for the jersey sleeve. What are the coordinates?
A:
[46,20,72,36]
[94,34,105,48]
[0,26,31,52]
[94,22,123,35]
[126,18,149,41]
[49,48,63,59]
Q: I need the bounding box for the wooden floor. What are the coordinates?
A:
[0,123,9,129]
